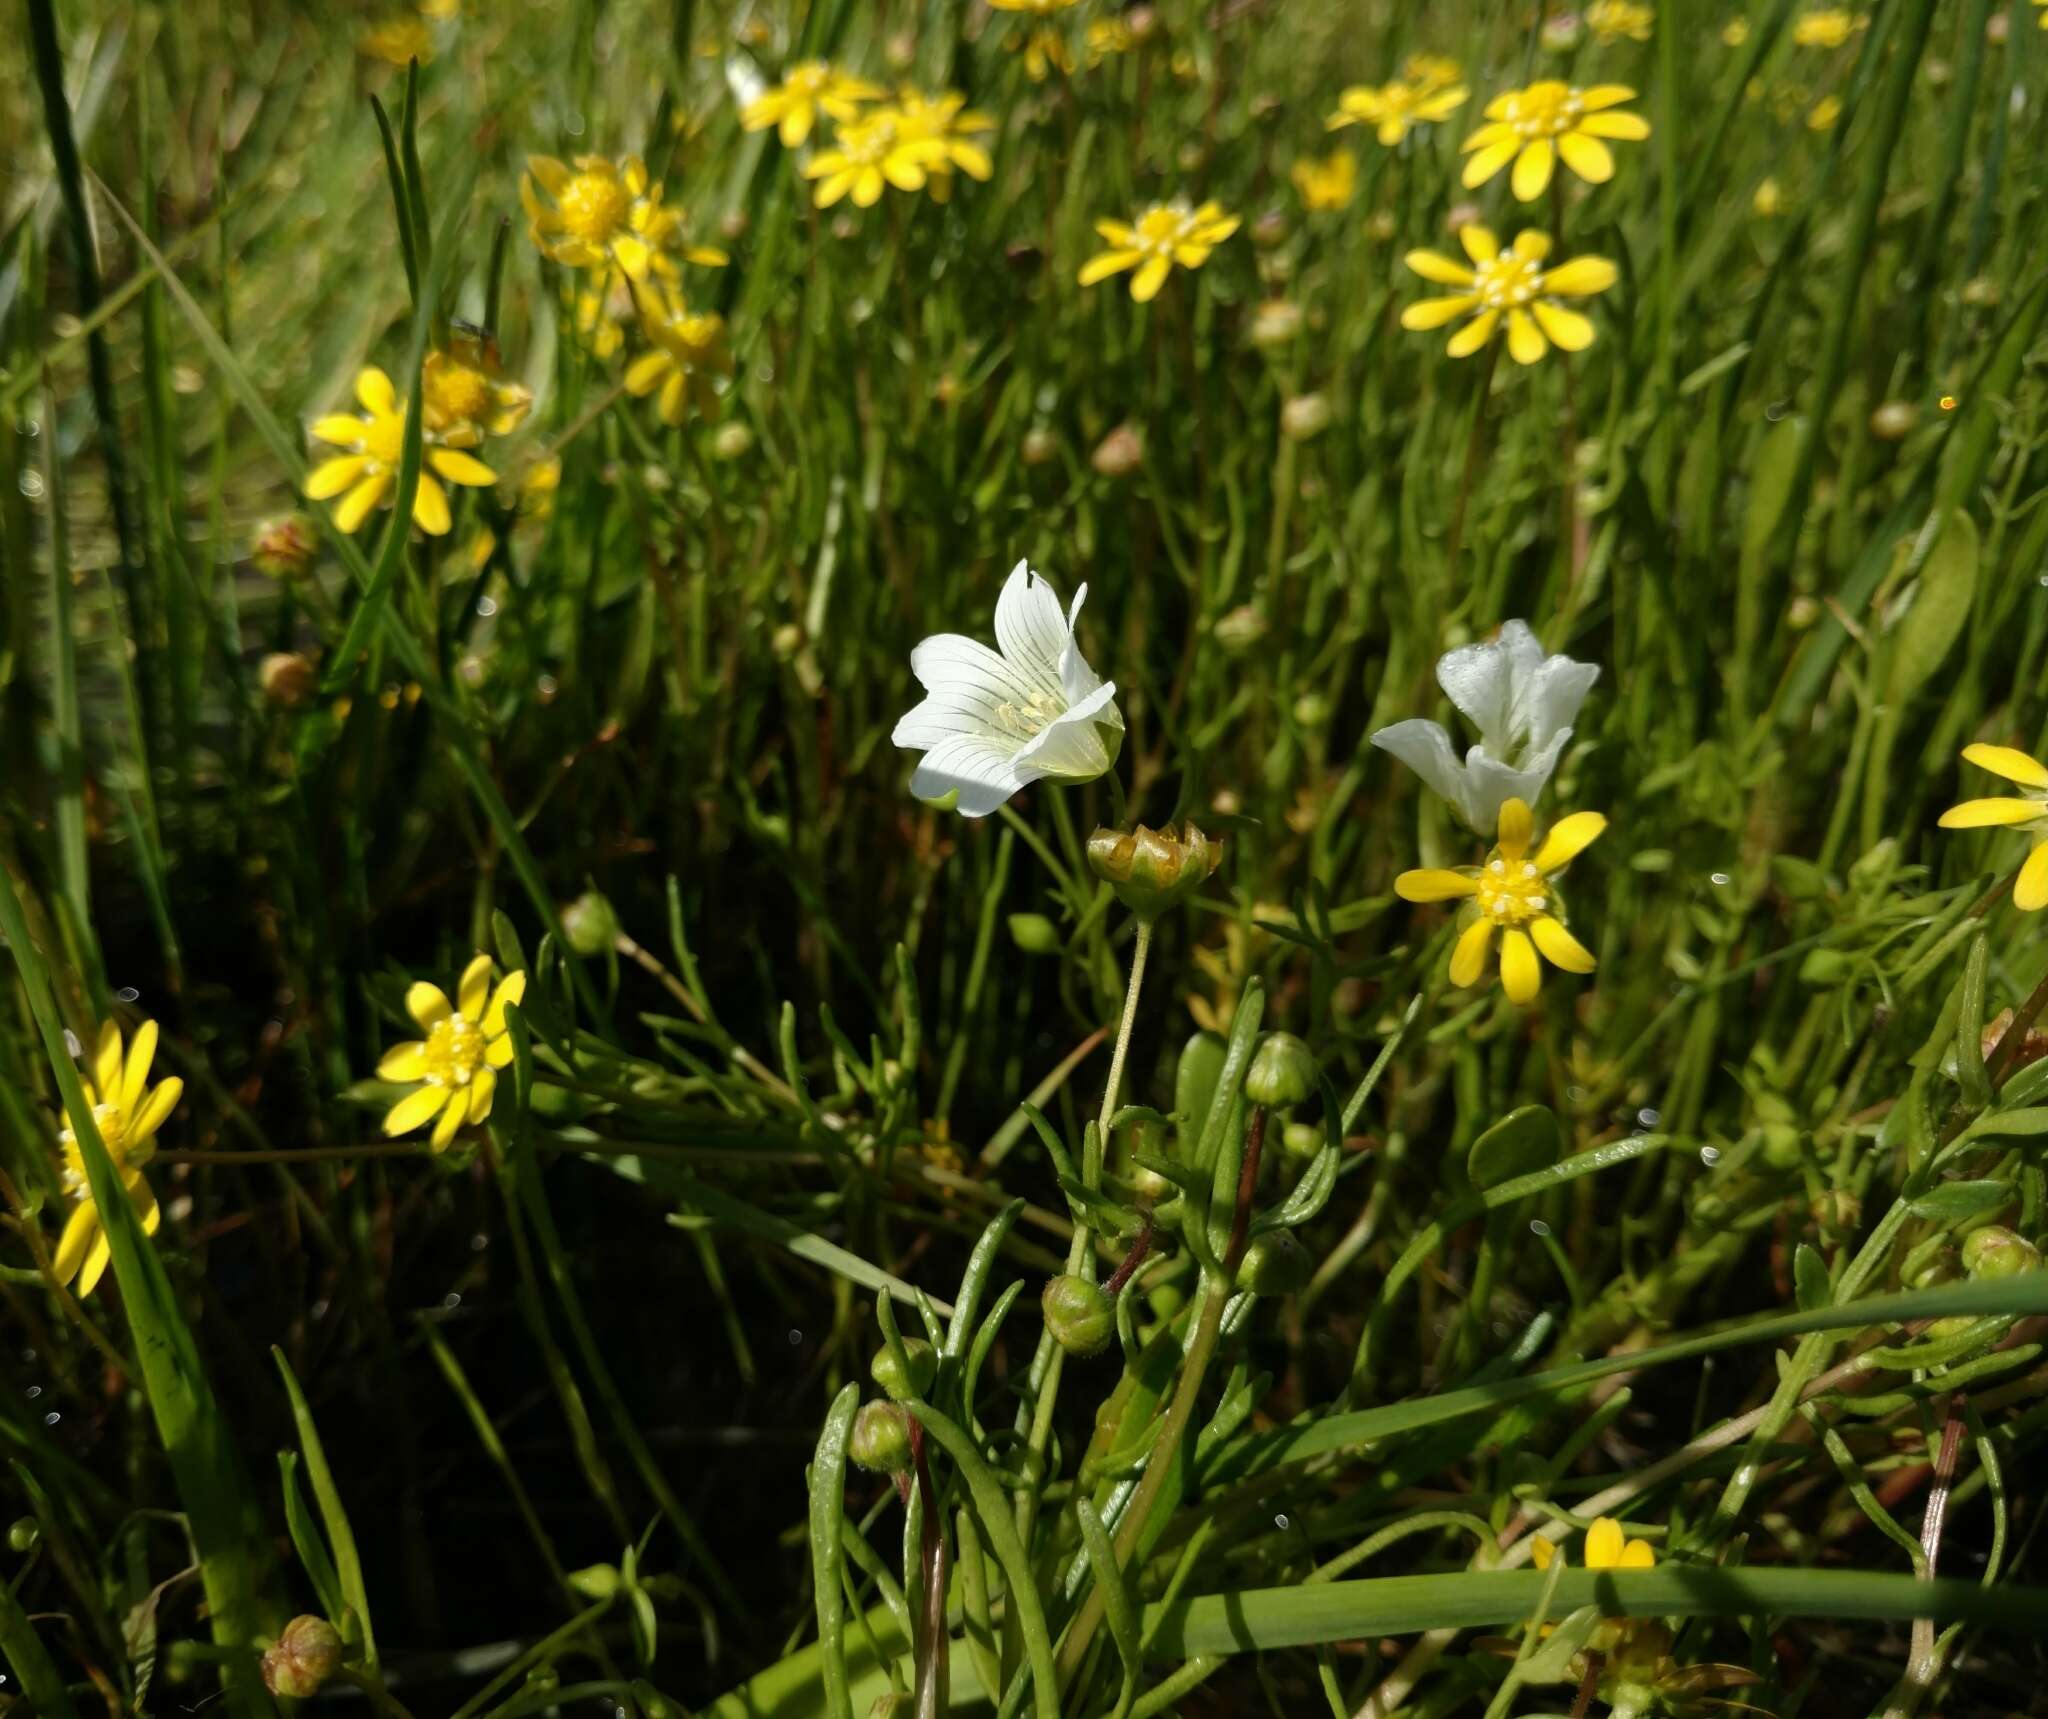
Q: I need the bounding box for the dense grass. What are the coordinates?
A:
[6,0,2048,1714]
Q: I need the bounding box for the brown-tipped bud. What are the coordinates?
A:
[1021,426,1060,466]
[1963,1225,2040,1281]
[253,514,317,578]
[260,652,318,709]
[870,1338,937,1401]
[1042,1274,1113,1356]
[1087,823,1220,922]
[850,1401,914,1474]
[1091,423,1145,478]
[1246,1033,1317,1109]
[1235,1230,1311,1296]
[263,1616,344,1699]
[559,891,620,958]
[1213,605,1269,653]
[1251,209,1288,249]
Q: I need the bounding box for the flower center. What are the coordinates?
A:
[1136,206,1194,257]
[60,1102,131,1190]
[1475,253,1545,309]
[559,171,631,245]
[422,1014,486,1087]
[1508,85,1583,139]
[1476,854,1549,925]
[788,63,829,96]
[993,691,1066,739]
[359,410,408,467]
[427,362,494,426]
[843,117,899,164]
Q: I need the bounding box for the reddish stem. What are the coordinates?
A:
[1224,1107,1269,1276]
[909,1415,949,1719]
[1103,1214,1155,1296]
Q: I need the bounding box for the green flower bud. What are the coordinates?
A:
[1008,912,1061,955]
[849,1401,914,1474]
[1962,1225,2040,1281]
[262,1616,344,1700]
[1042,1274,1114,1357]
[1086,823,1220,923]
[870,1338,937,1402]
[1280,1120,1322,1160]
[1245,1032,1317,1108]
[1235,1230,1311,1297]
[7,1518,39,1553]
[559,890,621,958]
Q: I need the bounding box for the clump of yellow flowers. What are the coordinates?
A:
[1461,81,1649,200]
[1397,797,1606,1004]
[1793,8,1866,48]
[1401,227,1617,364]
[306,366,501,536]
[380,955,527,1150]
[1327,56,1469,146]
[1585,1,1655,42]
[740,61,883,147]
[1941,744,2048,910]
[522,153,726,283]
[53,1020,181,1297]
[800,89,995,209]
[1079,201,1240,302]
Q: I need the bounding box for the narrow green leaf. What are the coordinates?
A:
[1075,1500,1139,1719]
[808,1383,861,1719]
[273,1350,376,1668]
[277,1452,347,1628]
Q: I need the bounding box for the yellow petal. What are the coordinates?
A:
[612,233,653,280]
[467,1067,498,1123]
[53,1200,101,1286]
[1558,131,1615,185]
[335,470,392,534]
[133,1178,162,1237]
[1617,1538,1656,1570]
[1458,224,1499,265]
[310,413,370,446]
[1079,249,1141,286]
[1510,137,1554,202]
[122,1020,160,1112]
[1406,248,1476,286]
[1532,300,1596,352]
[624,351,671,396]
[1505,307,1547,365]
[1448,917,1496,989]
[1939,797,2044,829]
[306,455,369,499]
[412,474,452,536]
[429,448,498,487]
[355,367,397,416]
[1463,139,1520,187]
[431,1087,470,1149]
[1578,110,1650,139]
[1541,257,1619,297]
[458,954,493,1020]
[407,982,453,1030]
[526,154,572,192]
[1131,254,1173,302]
[1401,294,1479,330]
[1530,1535,1558,1571]
[1510,229,1552,263]
[1395,868,1480,902]
[1497,798,1534,859]
[486,1033,518,1069]
[1584,1517,1626,1570]
[1578,84,1639,110]
[94,1023,125,1108]
[385,1084,449,1137]
[1094,219,1136,245]
[1530,915,1597,974]
[2017,840,2048,912]
[127,1077,182,1148]
[1445,308,1500,356]
[1962,743,2048,789]
[483,970,529,1033]
[1500,928,1541,1003]
[378,1042,429,1081]
[77,1231,114,1298]
[1534,811,1608,872]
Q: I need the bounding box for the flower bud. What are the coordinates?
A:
[1280,394,1331,441]
[1235,1230,1311,1296]
[262,1617,344,1699]
[7,1518,38,1553]
[1008,912,1061,955]
[1250,299,1302,350]
[870,1338,938,1401]
[1962,1226,2040,1281]
[1251,209,1288,249]
[260,652,317,709]
[1042,1274,1113,1356]
[1869,400,1919,442]
[1541,13,1584,51]
[253,514,317,578]
[1091,423,1145,477]
[559,890,620,958]
[712,422,754,460]
[1367,209,1398,242]
[1246,1032,1317,1108]
[1213,605,1269,654]
[1281,1119,1322,1159]
[1021,426,1060,465]
[849,1400,914,1474]
[1445,202,1482,235]
[1086,823,1220,923]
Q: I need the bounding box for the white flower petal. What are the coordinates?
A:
[909,733,1033,817]
[1057,582,1111,707]
[1514,654,1600,752]
[993,560,1071,699]
[1371,720,1470,814]
[906,632,1044,707]
[1462,744,1560,835]
[1436,634,1520,748]
[1012,681,1122,781]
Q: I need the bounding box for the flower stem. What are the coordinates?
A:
[1443,338,1501,576]
[910,1416,950,1719]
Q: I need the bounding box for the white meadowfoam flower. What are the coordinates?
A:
[892,560,1125,817]
[1371,619,1598,833]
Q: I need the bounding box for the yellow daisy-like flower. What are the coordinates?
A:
[1793,8,1864,47]
[306,367,498,537]
[1941,744,2048,910]
[803,108,941,208]
[381,955,526,1150]
[422,334,533,442]
[1327,77,1469,146]
[1078,200,1240,303]
[1400,226,1617,364]
[624,290,734,425]
[895,89,997,197]
[740,61,885,148]
[360,18,433,64]
[1461,81,1650,201]
[1085,18,1136,64]
[521,153,727,282]
[1531,1514,1656,1574]
[1396,797,1606,1005]
[1011,26,1074,81]
[1291,148,1357,213]
[52,1021,181,1298]
[1585,0,1655,41]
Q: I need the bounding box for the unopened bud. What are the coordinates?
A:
[1251,209,1288,249]
[559,890,620,958]
[260,652,317,709]
[1008,912,1061,955]
[262,1617,344,1699]
[719,208,751,242]
[1087,823,1220,922]
[1021,426,1060,466]
[1091,423,1144,478]
[849,1400,914,1474]
[1540,12,1583,51]
[7,1518,38,1553]
[1250,299,1303,350]
[1869,400,1918,441]
[712,422,754,460]
[1042,1274,1113,1356]
[1367,209,1398,242]
[1235,1230,1311,1296]
[1962,1225,2040,1281]
[870,1338,937,1401]
[1444,202,1482,235]
[1213,605,1269,654]
[1246,1033,1317,1108]
[1280,1120,1322,1159]
[253,514,317,578]
[1280,394,1331,441]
